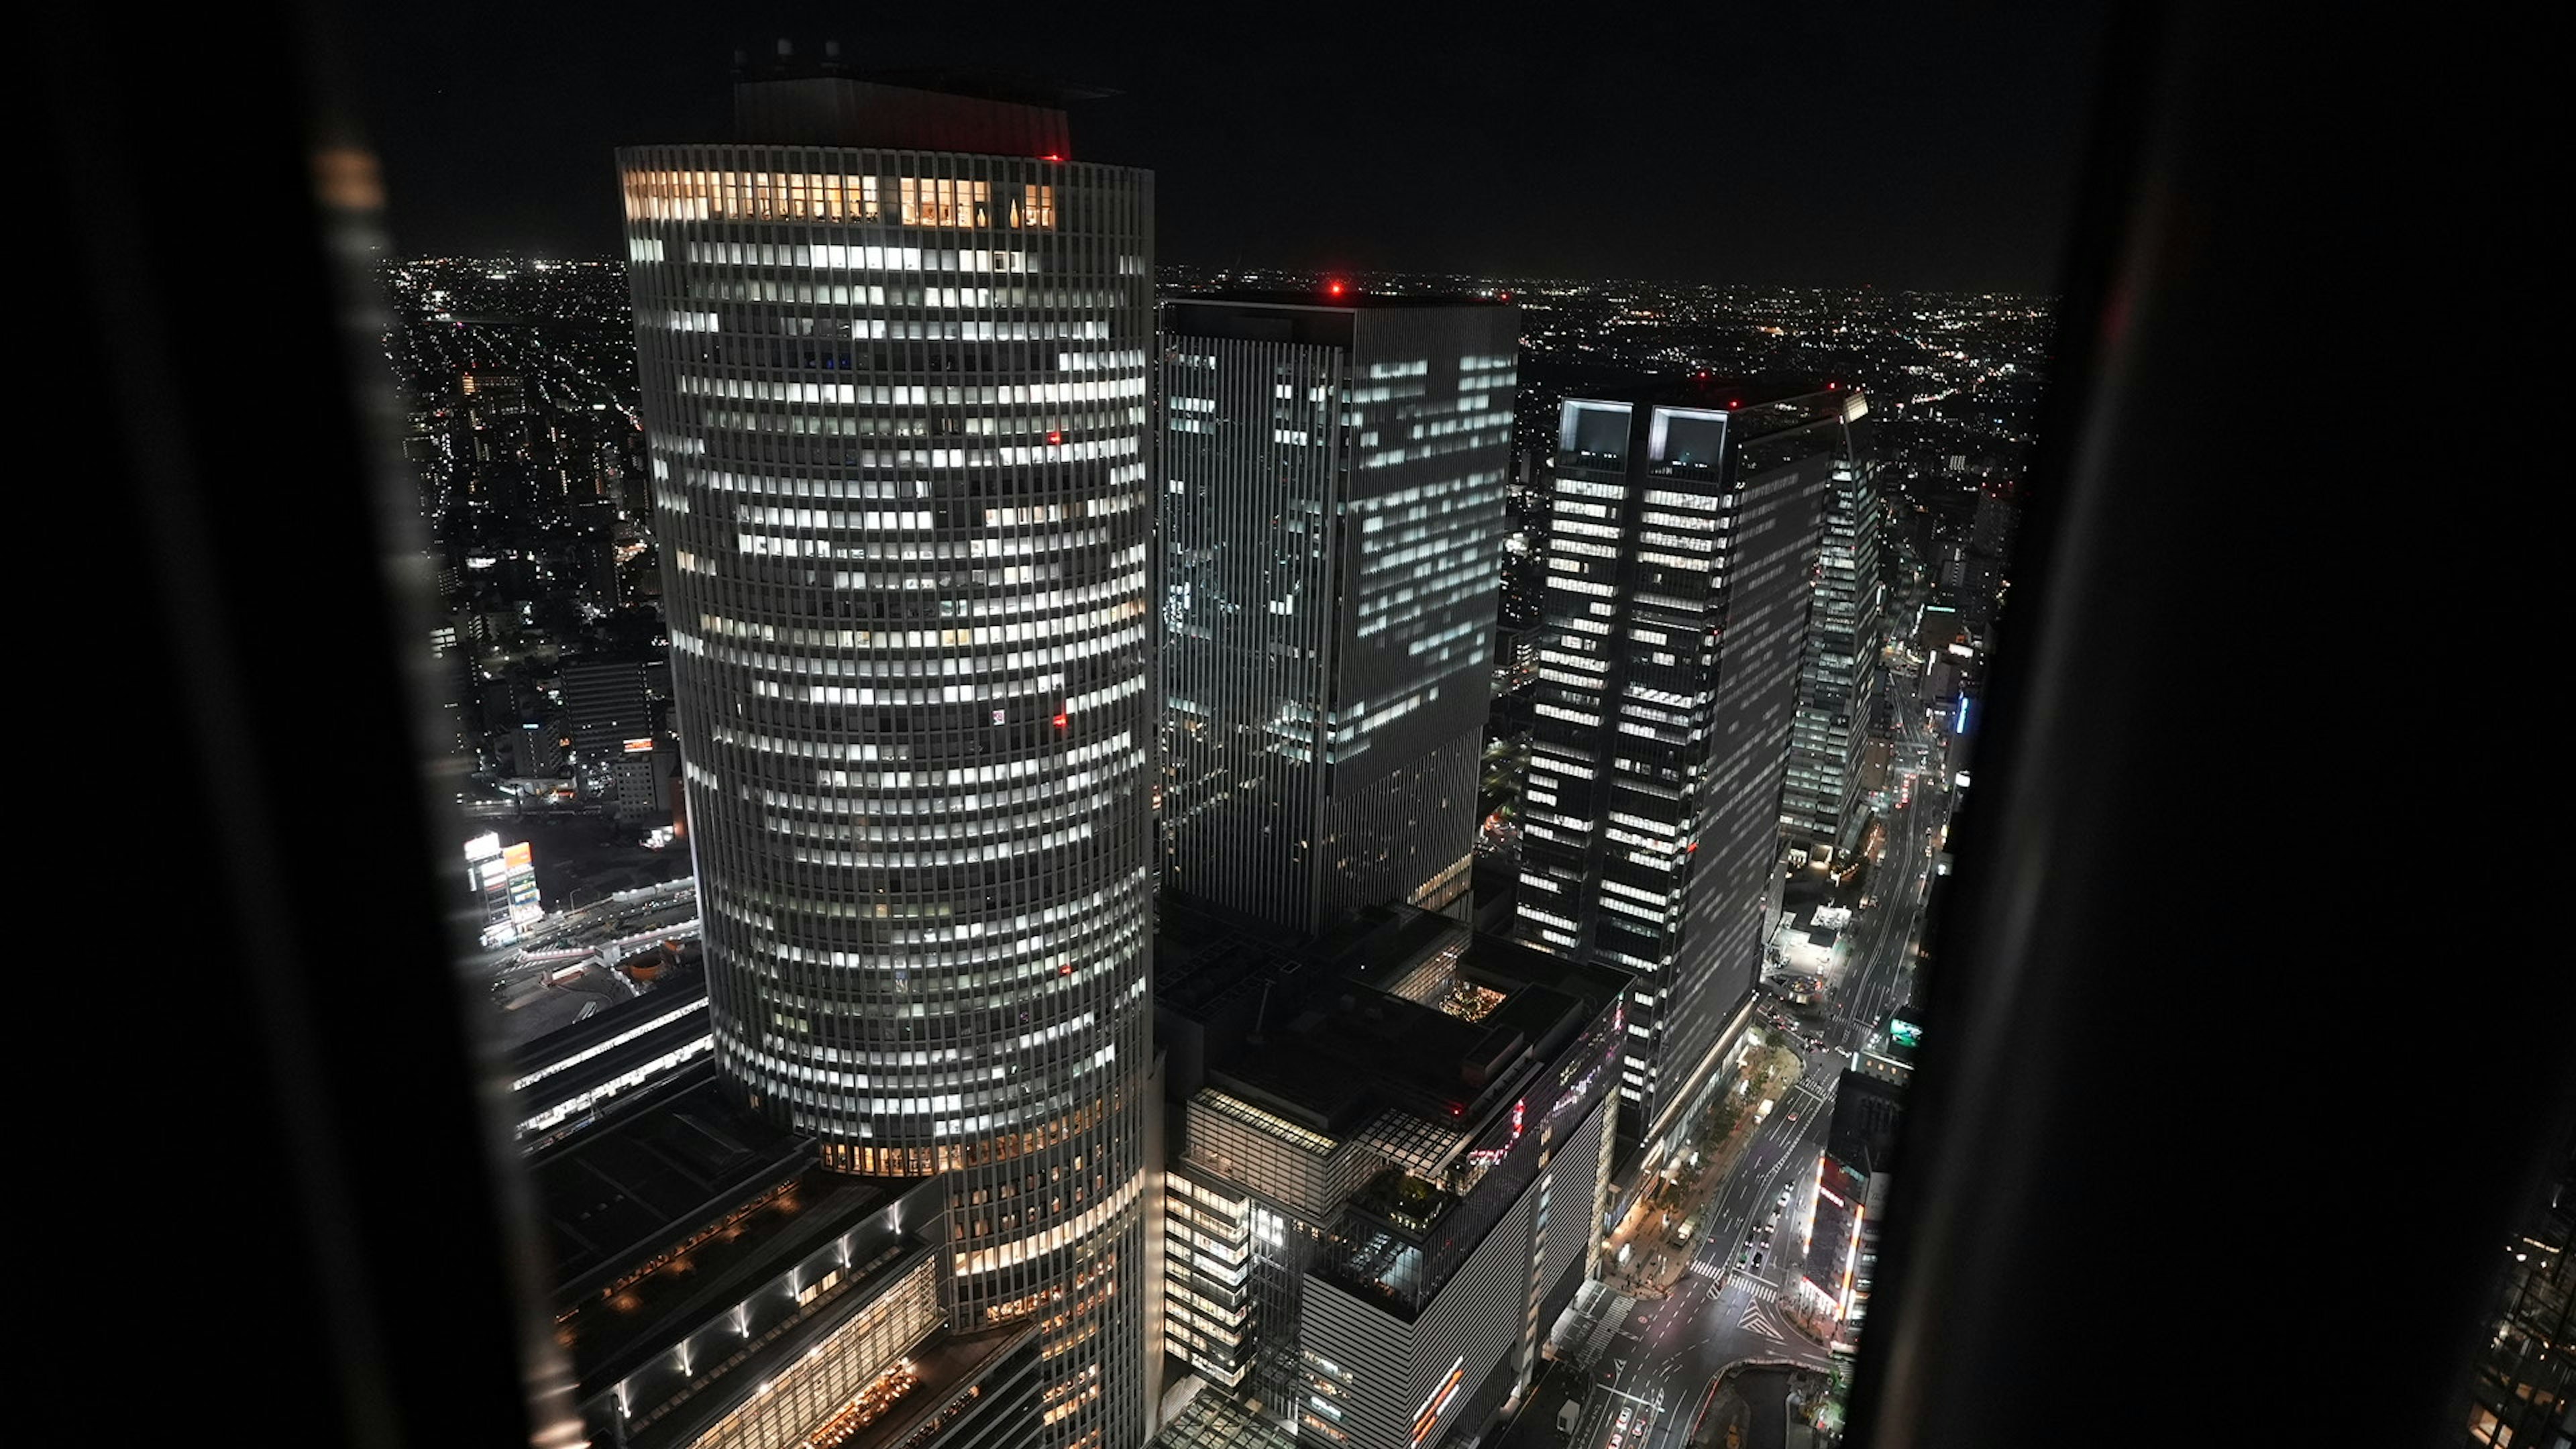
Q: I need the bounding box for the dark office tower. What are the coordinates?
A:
[559,658,653,761]
[1780,449,1884,861]
[1960,478,2021,635]
[1968,478,2020,559]
[1515,382,1858,1155]
[1159,294,1519,936]
[619,59,1154,1449]
[429,615,478,757]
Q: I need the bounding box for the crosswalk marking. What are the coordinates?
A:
[1739,1301,1784,1339]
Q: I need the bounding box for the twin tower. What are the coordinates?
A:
[622,58,1866,1449]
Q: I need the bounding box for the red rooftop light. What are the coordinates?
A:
[1042,153,1063,162]
[1046,430,1063,445]
[1326,280,1346,297]
[1053,711,1070,729]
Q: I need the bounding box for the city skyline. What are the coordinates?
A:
[48,13,2565,1449]
[346,3,2112,291]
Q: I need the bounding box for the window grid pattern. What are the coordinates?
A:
[1295,1093,1611,1449]
[621,141,1155,1449]
[1515,394,1850,1145]
[1159,305,1516,938]
[680,1254,941,1449]
[1780,444,1884,851]
[1184,1089,1374,1223]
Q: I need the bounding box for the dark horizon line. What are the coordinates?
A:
[374,246,2062,299]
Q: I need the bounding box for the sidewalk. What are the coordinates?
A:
[1599,1043,1808,1298]
[1775,1279,1838,1349]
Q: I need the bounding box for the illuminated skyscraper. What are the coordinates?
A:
[1515,381,1860,1152]
[619,59,1154,1449]
[1780,446,1883,860]
[1158,294,1519,936]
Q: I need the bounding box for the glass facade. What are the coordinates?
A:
[1159,300,1518,937]
[1516,388,1860,1148]
[620,137,1155,1449]
[2461,1148,2573,1448]
[1780,447,1883,856]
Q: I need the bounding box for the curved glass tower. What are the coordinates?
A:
[618,70,1152,1449]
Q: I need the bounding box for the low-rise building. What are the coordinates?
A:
[527,1064,1045,1449]
[1154,902,1627,1449]
[1794,1004,1924,1352]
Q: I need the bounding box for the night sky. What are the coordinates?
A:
[348,1,2110,291]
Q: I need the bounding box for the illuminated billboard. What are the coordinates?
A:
[623,737,655,753]
[468,835,543,933]
[1887,1014,1923,1049]
[503,839,541,923]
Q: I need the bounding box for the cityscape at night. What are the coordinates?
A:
[43,7,2563,1449]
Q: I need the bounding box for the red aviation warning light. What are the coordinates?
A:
[1053,710,1070,729]
[1046,430,1063,445]
[1326,279,1347,298]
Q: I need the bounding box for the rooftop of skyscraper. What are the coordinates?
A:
[1564,375,1863,439]
[1163,288,1515,311]
[1155,900,1627,1135]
